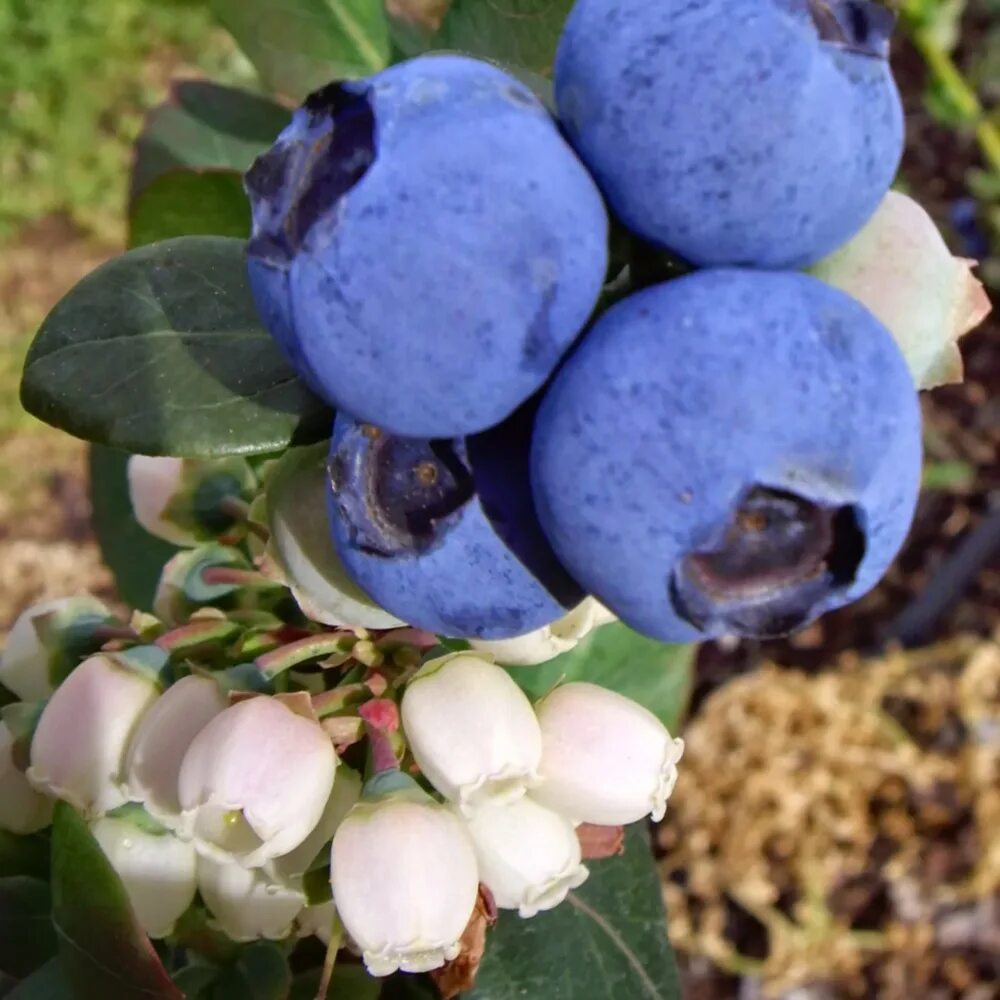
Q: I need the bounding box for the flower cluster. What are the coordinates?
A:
[0,455,685,986]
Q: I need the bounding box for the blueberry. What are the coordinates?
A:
[325,406,582,639]
[554,0,903,268]
[531,269,922,642]
[245,55,608,438]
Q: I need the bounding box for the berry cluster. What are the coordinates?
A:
[245,0,922,644]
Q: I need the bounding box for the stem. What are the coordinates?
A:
[255,632,355,678]
[903,12,1000,175]
[366,721,400,775]
[217,495,269,542]
[200,566,273,588]
[314,911,344,1000]
[93,624,141,643]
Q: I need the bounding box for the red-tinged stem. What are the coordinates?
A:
[256,632,355,678]
[94,624,140,643]
[366,720,400,775]
[200,567,272,587]
[217,496,269,542]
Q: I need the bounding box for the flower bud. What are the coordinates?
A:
[127,455,256,547]
[461,798,587,918]
[0,720,53,834]
[401,653,541,813]
[331,775,479,976]
[91,815,197,938]
[268,764,361,881]
[810,190,991,388]
[252,444,402,629]
[197,854,305,941]
[533,683,685,825]
[470,597,616,666]
[1,595,114,701]
[124,675,227,827]
[28,652,161,816]
[178,695,337,867]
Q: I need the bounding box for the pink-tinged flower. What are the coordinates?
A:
[197,854,305,941]
[401,652,541,814]
[461,797,588,917]
[91,815,197,938]
[533,682,685,825]
[177,695,337,867]
[124,675,227,828]
[1,595,113,701]
[330,777,479,976]
[27,653,160,816]
[810,190,991,388]
[0,720,53,834]
[127,455,255,547]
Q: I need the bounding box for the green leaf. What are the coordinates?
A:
[211,942,291,1000]
[0,831,50,881]
[506,623,694,732]
[129,171,250,249]
[21,237,333,458]
[0,877,58,978]
[291,963,380,1000]
[50,802,182,1000]
[5,958,72,1000]
[468,827,680,1000]
[431,0,574,76]
[131,82,289,201]
[89,445,181,612]
[212,0,391,100]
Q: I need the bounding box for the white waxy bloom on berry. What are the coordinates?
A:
[0,720,53,834]
[91,815,197,938]
[533,682,685,825]
[177,695,337,868]
[810,190,991,388]
[28,653,161,816]
[401,652,541,814]
[197,854,305,941]
[462,797,588,918]
[1,595,113,701]
[124,675,227,828]
[470,596,616,666]
[127,455,256,548]
[330,774,479,977]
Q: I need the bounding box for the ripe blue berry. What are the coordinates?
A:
[246,54,608,437]
[555,0,903,268]
[531,269,922,641]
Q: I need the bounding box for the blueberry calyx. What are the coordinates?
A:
[669,485,867,638]
[807,0,896,59]
[245,82,376,263]
[328,427,474,558]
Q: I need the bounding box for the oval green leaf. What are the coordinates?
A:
[50,802,181,999]
[431,0,574,75]
[0,877,58,979]
[131,82,289,202]
[21,237,333,457]
[89,445,181,612]
[468,827,680,1000]
[212,0,391,100]
[5,958,73,999]
[129,171,251,249]
[506,623,694,732]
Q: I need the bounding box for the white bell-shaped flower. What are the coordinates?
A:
[1,595,112,701]
[124,674,227,827]
[197,854,306,941]
[296,900,338,945]
[330,776,479,977]
[27,653,160,816]
[91,815,197,938]
[533,682,685,825]
[401,652,541,814]
[810,190,991,388]
[0,720,53,834]
[177,695,337,867]
[470,597,616,666]
[462,797,588,918]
